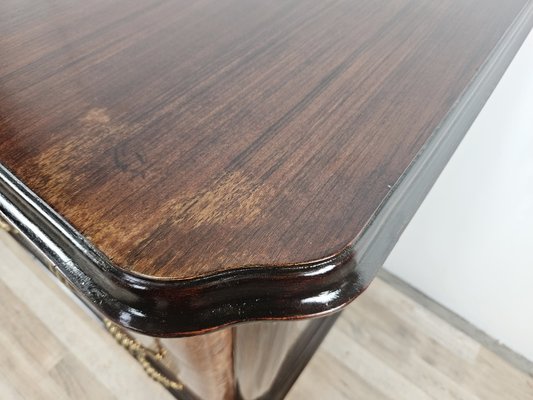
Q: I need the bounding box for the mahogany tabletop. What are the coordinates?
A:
[1,0,531,335]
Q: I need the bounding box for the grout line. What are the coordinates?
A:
[378,269,533,377]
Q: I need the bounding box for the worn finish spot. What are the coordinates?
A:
[170,172,270,228]
[81,108,111,125]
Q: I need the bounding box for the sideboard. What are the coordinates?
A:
[1,0,532,398]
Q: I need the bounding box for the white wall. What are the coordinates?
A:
[384,29,533,362]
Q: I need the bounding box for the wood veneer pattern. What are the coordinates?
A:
[0,0,528,279]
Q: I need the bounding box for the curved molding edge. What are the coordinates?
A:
[1,1,532,336]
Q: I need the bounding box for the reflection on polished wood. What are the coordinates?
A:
[6,0,526,279]
[234,317,338,400]
[1,0,533,336]
[162,330,235,400]
[235,321,307,399]
[2,0,533,398]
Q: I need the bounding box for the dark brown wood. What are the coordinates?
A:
[235,316,339,400]
[1,0,532,335]
[160,329,236,400]
[131,317,337,400]
[234,320,310,399]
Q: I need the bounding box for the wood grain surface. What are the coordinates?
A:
[1,0,533,335]
[1,0,528,278]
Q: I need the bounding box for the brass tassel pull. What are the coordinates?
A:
[0,218,12,232]
[103,319,183,391]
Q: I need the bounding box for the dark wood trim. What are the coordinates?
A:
[253,315,339,400]
[0,179,359,336]
[1,1,532,337]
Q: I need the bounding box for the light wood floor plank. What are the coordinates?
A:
[286,351,391,400]
[48,354,117,400]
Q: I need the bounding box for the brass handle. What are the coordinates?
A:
[1,218,183,391]
[0,218,12,232]
[103,319,184,391]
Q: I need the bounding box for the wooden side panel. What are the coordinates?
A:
[234,321,307,399]
[149,330,236,400]
[130,317,337,400]
[234,317,338,400]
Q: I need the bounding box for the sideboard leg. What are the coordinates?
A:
[126,314,339,400]
[234,314,339,400]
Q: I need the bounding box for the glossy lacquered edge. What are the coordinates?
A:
[0,176,360,337]
[1,2,532,337]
